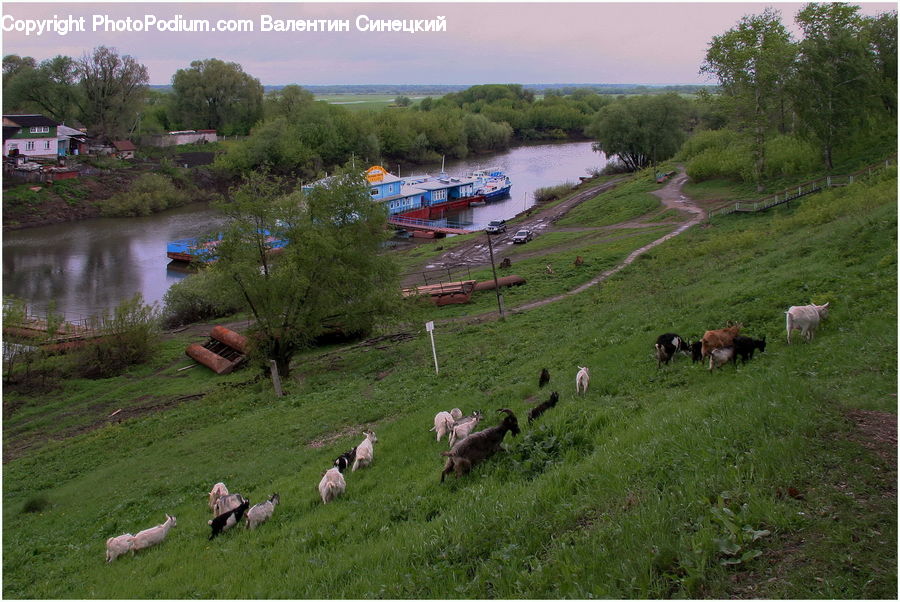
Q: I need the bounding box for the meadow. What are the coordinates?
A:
[2,168,896,598]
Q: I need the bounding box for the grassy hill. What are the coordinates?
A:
[2,168,896,598]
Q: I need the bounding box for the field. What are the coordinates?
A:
[315,94,433,111]
[2,168,896,598]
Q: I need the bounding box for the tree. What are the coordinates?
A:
[792,2,875,170]
[863,10,897,114]
[264,84,314,120]
[585,94,690,171]
[394,95,412,107]
[211,169,400,378]
[77,46,149,140]
[171,58,263,135]
[701,7,797,190]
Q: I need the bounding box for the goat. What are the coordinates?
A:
[105,533,134,563]
[246,493,280,529]
[732,335,766,363]
[690,340,703,363]
[207,482,228,513]
[574,255,584,266]
[708,346,736,372]
[333,447,357,473]
[441,409,520,482]
[131,514,176,552]
[654,333,690,367]
[786,302,830,343]
[318,467,346,504]
[450,408,463,420]
[528,391,559,424]
[209,500,249,539]
[546,264,554,274]
[351,430,377,472]
[499,257,511,269]
[213,493,248,518]
[430,411,455,442]
[538,368,550,388]
[700,324,742,358]
[448,411,483,448]
[575,366,590,395]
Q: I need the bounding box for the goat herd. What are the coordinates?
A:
[104,302,830,563]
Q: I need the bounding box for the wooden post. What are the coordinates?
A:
[486,232,505,319]
[269,360,284,397]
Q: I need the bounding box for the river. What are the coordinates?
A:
[2,141,606,320]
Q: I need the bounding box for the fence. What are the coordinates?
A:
[708,156,896,220]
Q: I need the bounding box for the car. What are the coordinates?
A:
[485,220,506,234]
[511,229,533,244]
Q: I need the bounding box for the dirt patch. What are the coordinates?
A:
[845,409,897,469]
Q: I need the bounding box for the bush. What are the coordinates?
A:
[533,181,576,203]
[599,160,633,175]
[161,268,246,328]
[70,294,160,379]
[763,135,819,179]
[98,173,190,217]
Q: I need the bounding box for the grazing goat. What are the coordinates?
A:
[733,335,766,363]
[207,482,228,512]
[105,533,134,563]
[448,411,483,448]
[708,346,736,372]
[246,494,280,529]
[213,493,248,518]
[786,302,830,343]
[318,467,346,504]
[430,411,455,442]
[575,366,590,395]
[528,391,559,424]
[538,368,550,388]
[654,333,690,367]
[209,500,249,539]
[690,341,703,363]
[441,409,521,482]
[131,514,176,552]
[333,447,357,473]
[700,324,742,358]
[351,430,378,472]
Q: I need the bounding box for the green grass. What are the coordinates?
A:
[2,168,896,598]
[556,175,663,227]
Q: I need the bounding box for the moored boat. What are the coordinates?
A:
[469,168,512,201]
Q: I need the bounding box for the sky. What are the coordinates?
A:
[1,1,895,86]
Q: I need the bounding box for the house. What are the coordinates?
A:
[3,115,64,159]
[112,140,137,160]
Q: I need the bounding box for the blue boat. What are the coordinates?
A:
[470,168,512,201]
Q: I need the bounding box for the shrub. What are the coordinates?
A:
[161,268,245,328]
[600,160,633,175]
[763,135,819,179]
[533,181,576,203]
[71,294,160,379]
[98,173,190,217]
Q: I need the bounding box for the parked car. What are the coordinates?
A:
[485,220,506,234]
[511,229,533,244]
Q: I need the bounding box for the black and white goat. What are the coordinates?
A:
[209,499,249,539]
[654,333,691,367]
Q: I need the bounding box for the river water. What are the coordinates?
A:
[3,141,606,320]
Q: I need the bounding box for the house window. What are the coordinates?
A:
[44,140,52,150]
[25,141,35,151]
[29,126,49,134]
[370,188,379,196]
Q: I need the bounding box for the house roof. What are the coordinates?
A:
[3,126,21,141]
[113,140,137,151]
[3,114,58,128]
[57,125,88,139]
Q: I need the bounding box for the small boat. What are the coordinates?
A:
[470,168,512,201]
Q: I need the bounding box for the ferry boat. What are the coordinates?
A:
[470,168,512,201]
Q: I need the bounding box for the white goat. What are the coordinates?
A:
[351,430,378,472]
[318,468,346,504]
[450,408,463,420]
[131,514,176,553]
[208,482,228,512]
[786,302,830,343]
[246,493,280,529]
[213,493,247,517]
[576,366,590,395]
[430,411,455,442]
[448,411,483,448]
[708,346,735,371]
[105,533,134,563]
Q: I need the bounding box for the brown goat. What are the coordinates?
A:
[700,324,742,358]
[441,409,520,482]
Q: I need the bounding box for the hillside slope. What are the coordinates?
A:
[2,169,896,598]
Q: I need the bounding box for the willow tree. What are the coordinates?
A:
[701,7,796,190]
[211,169,400,378]
[77,46,149,140]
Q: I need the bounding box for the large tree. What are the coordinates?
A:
[171,58,263,135]
[211,169,400,378]
[701,7,796,190]
[585,94,690,171]
[792,2,876,170]
[77,46,149,140]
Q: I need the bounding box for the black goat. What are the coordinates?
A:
[690,340,703,363]
[528,391,559,424]
[538,368,550,388]
[655,333,691,367]
[440,409,520,482]
[333,446,357,473]
[208,499,250,540]
[732,335,766,363]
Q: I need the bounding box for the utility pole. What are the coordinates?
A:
[486,232,505,319]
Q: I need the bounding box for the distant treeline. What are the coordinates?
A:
[258,83,716,96]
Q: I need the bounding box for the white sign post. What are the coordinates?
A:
[425,320,439,374]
